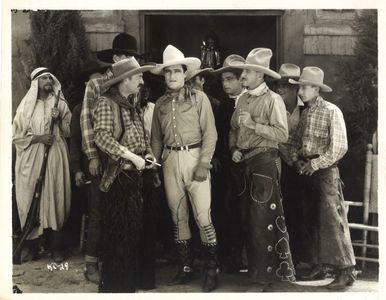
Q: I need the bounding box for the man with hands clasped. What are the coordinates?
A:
[289,66,356,290]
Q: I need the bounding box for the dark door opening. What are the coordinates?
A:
[143,12,281,100]
[145,13,280,68]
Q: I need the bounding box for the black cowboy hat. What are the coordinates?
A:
[79,60,109,83]
[97,33,146,63]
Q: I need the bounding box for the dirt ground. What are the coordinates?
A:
[12,247,379,294]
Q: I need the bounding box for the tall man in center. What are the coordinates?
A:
[151,45,219,292]
[230,48,296,286]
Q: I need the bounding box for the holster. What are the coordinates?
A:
[99,158,123,193]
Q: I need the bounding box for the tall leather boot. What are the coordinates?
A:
[167,240,194,286]
[202,243,219,292]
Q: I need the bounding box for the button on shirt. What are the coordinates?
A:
[229,82,288,151]
[151,88,217,164]
[279,97,304,165]
[290,96,348,170]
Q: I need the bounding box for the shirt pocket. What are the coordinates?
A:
[313,127,329,144]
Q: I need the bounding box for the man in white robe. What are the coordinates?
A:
[13,67,72,263]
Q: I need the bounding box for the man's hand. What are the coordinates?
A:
[31,134,54,146]
[75,171,86,187]
[89,158,102,176]
[193,163,210,182]
[145,153,157,169]
[131,154,146,171]
[300,161,316,176]
[294,160,307,174]
[232,149,243,163]
[238,111,256,129]
[152,171,162,188]
[51,107,60,119]
[211,157,221,172]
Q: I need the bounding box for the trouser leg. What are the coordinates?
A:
[85,174,102,260]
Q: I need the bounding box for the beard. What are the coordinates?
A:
[43,84,53,92]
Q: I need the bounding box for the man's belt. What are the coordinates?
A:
[240,147,276,161]
[166,142,202,151]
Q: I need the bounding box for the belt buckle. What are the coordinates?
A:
[183,145,189,151]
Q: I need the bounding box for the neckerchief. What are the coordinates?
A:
[105,86,141,120]
[164,85,196,105]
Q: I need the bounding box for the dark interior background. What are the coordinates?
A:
[144,14,278,100]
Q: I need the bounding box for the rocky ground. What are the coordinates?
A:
[12,248,379,294]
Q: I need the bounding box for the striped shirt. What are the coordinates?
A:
[80,69,113,160]
[94,96,149,161]
[290,96,348,170]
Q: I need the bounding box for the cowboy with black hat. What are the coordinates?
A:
[289,66,356,290]
[93,57,156,292]
[79,33,143,283]
[229,48,296,288]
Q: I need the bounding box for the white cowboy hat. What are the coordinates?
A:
[101,57,155,90]
[150,45,201,75]
[211,54,245,75]
[232,48,281,79]
[289,66,332,92]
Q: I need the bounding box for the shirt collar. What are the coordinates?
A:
[307,96,323,111]
[247,82,268,97]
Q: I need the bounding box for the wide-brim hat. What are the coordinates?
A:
[289,66,332,92]
[269,63,301,83]
[211,54,245,75]
[232,48,281,79]
[101,58,156,90]
[97,33,145,63]
[150,45,201,75]
[185,68,213,81]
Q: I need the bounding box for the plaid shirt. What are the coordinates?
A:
[80,69,113,160]
[93,96,149,161]
[290,96,348,170]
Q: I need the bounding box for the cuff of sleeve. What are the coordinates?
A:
[310,159,319,171]
[198,161,212,170]
[254,123,263,133]
[87,151,100,161]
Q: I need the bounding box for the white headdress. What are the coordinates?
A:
[12,67,63,147]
